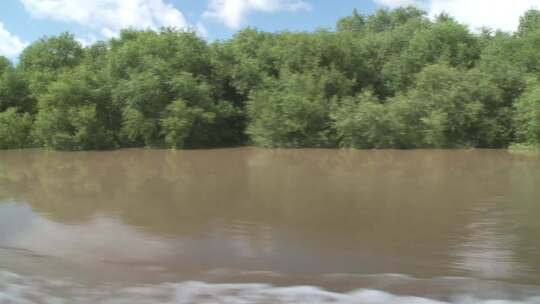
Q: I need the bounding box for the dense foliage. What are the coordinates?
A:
[1,7,540,150]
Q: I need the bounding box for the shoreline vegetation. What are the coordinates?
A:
[0,7,540,151]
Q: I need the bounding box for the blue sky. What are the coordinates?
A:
[0,0,376,59]
[1,0,539,59]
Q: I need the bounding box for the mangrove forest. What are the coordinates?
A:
[1,7,540,150]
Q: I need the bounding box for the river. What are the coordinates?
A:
[1,148,540,303]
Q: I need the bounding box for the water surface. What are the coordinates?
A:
[1,148,540,303]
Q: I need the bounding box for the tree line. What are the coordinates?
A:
[1,7,540,150]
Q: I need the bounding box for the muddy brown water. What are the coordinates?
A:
[1,148,540,303]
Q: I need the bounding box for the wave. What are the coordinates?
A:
[2,270,540,304]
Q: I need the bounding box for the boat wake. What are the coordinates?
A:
[1,270,540,304]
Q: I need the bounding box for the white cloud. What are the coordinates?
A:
[20,0,190,38]
[373,0,540,32]
[0,21,28,58]
[374,0,424,8]
[204,0,312,29]
[428,0,540,32]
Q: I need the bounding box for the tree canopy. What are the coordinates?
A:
[1,8,540,150]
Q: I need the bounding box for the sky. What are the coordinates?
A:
[1,0,540,59]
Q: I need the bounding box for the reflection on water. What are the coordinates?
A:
[452,199,524,280]
[0,148,540,300]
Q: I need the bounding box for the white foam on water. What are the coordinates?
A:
[2,271,540,304]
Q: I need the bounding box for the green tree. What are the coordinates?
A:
[160,100,209,149]
[213,28,277,98]
[116,71,170,147]
[0,69,33,113]
[19,33,84,96]
[332,91,394,148]
[513,79,540,147]
[247,70,341,147]
[383,17,480,93]
[389,64,484,148]
[33,68,115,150]
[365,6,425,33]
[518,9,540,37]
[1,8,540,151]
[0,108,33,149]
[0,56,11,75]
[337,9,365,33]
